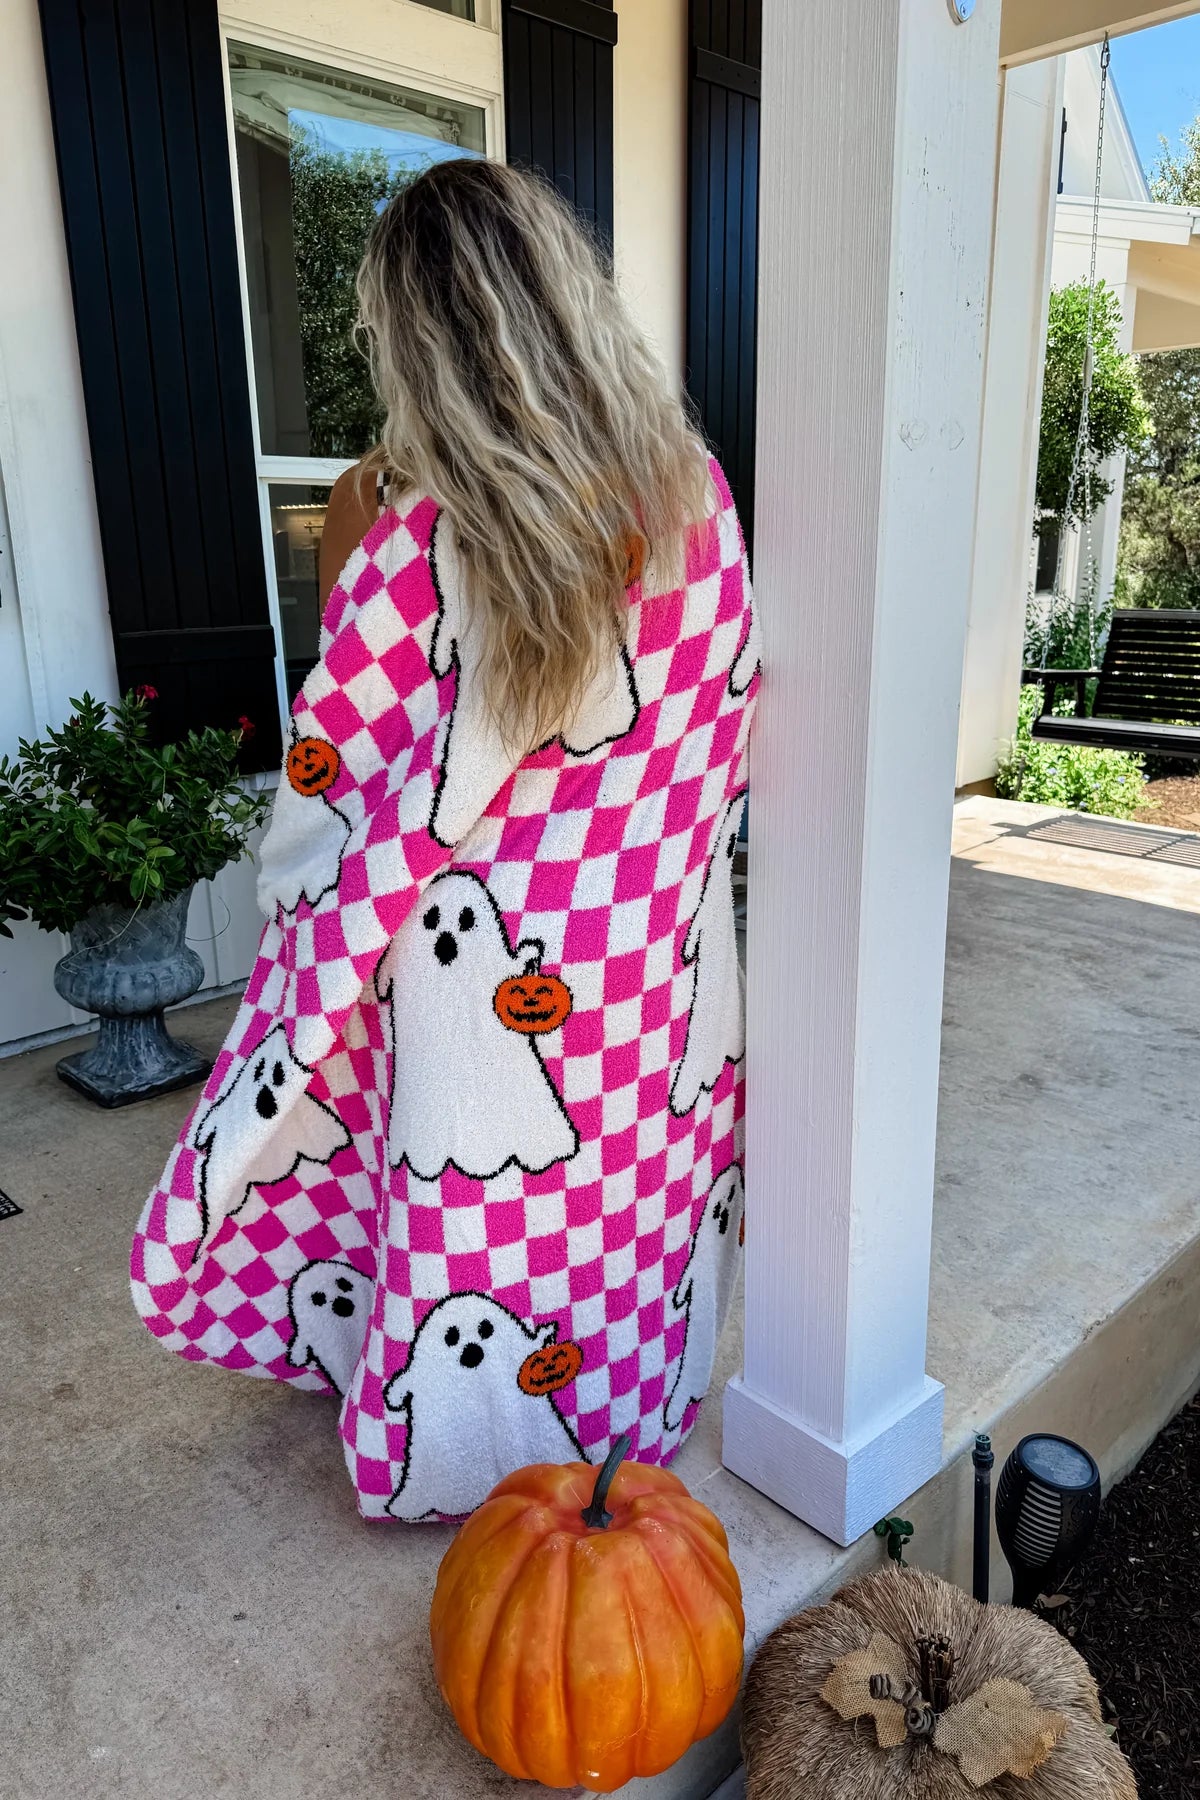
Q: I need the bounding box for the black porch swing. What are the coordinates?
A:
[1022,37,1200,762]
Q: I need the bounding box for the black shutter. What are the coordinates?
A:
[502,0,617,246]
[687,1,761,551]
[37,0,280,771]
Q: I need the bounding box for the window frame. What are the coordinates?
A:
[218,0,504,730]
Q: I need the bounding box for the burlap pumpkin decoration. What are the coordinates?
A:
[743,1567,1137,1799]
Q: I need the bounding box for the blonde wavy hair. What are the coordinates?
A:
[355,157,713,750]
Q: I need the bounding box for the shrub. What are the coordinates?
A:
[995,685,1148,820]
[0,691,271,937]
[1035,282,1150,535]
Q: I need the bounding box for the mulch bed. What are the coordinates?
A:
[1050,1390,1200,1795]
[1136,773,1200,832]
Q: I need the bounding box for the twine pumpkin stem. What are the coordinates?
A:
[581,1433,632,1529]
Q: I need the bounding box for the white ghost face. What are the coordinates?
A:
[386,1294,554,1403]
[670,790,747,1118]
[383,1294,586,1520]
[664,1165,745,1434]
[377,872,578,1182]
[287,1259,374,1396]
[192,1025,351,1257]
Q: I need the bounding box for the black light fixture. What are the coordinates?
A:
[995,1434,1101,1608]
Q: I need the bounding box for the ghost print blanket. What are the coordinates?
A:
[132,461,760,1520]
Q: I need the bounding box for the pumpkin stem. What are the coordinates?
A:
[581,1433,632,1529]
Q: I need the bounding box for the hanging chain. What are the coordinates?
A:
[1047,34,1110,671]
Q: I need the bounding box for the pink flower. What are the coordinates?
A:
[237,715,256,740]
[135,684,159,701]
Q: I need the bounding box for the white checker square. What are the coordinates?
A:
[623,787,668,847]
[488,1239,531,1291]
[383,1289,416,1345]
[573,1364,613,1415]
[566,1217,603,1264]
[569,1289,608,1342]
[196,1317,238,1359]
[443,1203,488,1255]
[409,1251,451,1298]
[563,1052,602,1104]
[601,1083,639,1136]
[608,897,651,951]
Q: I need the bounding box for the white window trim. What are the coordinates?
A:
[217,0,504,733]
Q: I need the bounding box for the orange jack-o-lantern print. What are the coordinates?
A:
[494,971,573,1035]
[624,532,646,588]
[517,1338,584,1397]
[287,736,340,795]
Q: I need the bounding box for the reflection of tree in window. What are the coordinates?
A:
[289,129,409,458]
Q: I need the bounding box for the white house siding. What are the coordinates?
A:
[613,0,688,394]
[0,0,689,1051]
[1,0,119,1047]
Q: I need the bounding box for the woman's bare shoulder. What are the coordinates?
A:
[319,459,379,613]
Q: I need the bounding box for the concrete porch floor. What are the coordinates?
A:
[3,795,1200,1800]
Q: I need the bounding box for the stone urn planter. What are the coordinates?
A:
[53,888,212,1106]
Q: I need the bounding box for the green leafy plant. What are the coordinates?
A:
[0,691,272,938]
[1024,562,1111,672]
[995,685,1148,820]
[1035,281,1150,535]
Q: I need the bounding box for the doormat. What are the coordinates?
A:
[1017,815,1200,868]
[0,1188,22,1220]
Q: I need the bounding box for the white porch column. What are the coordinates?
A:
[723,0,1003,1547]
[957,57,1064,787]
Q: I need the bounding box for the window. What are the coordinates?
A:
[228,43,485,459]
[224,16,496,723]
[269,484,331,701]
[414,0,476,14]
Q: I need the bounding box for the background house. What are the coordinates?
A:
[959,38,1200,787]
[5,0,1200,1583]
[2,0,759,1046]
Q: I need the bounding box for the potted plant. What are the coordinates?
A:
[0,690,271,1106]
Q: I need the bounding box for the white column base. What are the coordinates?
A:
[722,1373,945,1548]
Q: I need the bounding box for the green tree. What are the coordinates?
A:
[1035,280,1150,535]
[1116,119,1200,608]
[289,131,408,458]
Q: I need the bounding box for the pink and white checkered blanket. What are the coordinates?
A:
[131,460,759,1519]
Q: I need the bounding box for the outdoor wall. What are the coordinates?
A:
[1,0,120,1046]
[612,0,688,393]
[957,57,1064,789]
[1,0,690,1052]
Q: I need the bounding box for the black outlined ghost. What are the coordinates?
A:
[426,513,639,846]
[729,604,761,697]
[256,734,352,916]
[383,1295,587,1520]
[286,1259,374,1396]
[375,871,579,1181]
[663,1165,745,1433]
[670,790,747,1116]
[192,1024,351,1258]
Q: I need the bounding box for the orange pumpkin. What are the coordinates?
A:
[517,1338,583,1396]
[429,1435,745,1791]
[287,736,340,794]
[494,970,573,1035]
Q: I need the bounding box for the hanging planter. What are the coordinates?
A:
[429,1434,745,1791]
[742,1566,1136,1799]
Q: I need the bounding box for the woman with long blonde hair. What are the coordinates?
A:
[132,158,759,1523]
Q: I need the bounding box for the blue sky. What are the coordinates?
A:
[1109,17,1200,186]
